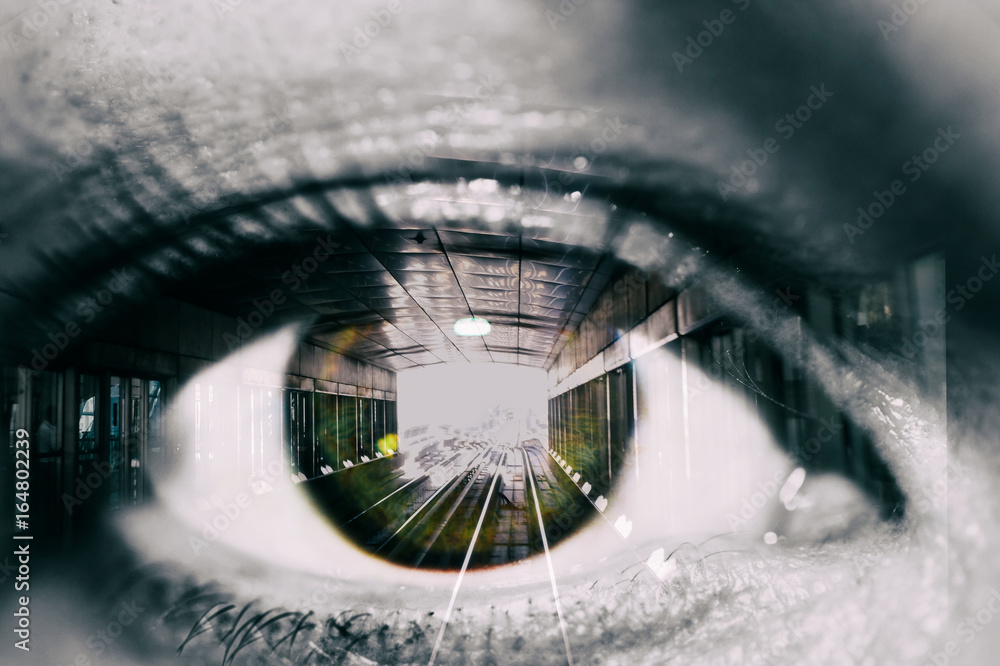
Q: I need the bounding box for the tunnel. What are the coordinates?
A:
[0,2,964,663]
[1,169,924,555]
[0,164,938,664]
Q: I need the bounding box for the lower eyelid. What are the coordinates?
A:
[88,509,893,665]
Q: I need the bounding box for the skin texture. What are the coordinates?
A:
[1,0,999,664]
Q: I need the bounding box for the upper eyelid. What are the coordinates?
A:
[8,154,925,417]
[3,97,815,315]
[7,154,751,284]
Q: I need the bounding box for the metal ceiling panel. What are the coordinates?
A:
[491,352,521,364]
[392,271,458,287]
[377,253,451,272]
[450,255,519,276]
[378,356,420,371]
[350,284,411,299]
[438,230,520,254]
[163,183,637,372]
[364,229,444,253]
[335,271,400,288]
[401,351,448,365]
[322,253,386,273]
[520,262,589,285]
[290,287,355,305]
[405,284,466,299]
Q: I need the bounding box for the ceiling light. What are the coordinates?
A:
[454,317,491,336]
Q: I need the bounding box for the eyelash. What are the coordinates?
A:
[154,538,879,665]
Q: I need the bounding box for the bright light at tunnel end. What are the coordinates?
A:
[454,316,491,336]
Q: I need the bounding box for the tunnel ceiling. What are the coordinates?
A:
[167,179,623,372]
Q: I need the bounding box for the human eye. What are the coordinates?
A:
[1,1,970,662]
[0,129,946,665]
